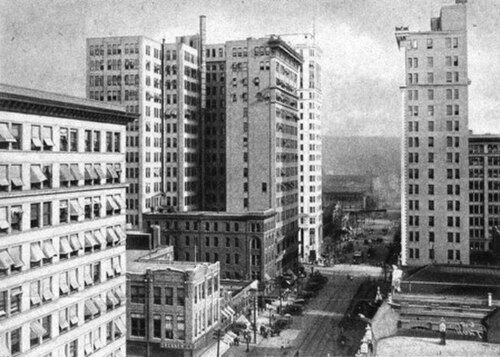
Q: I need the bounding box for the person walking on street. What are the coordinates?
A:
[439,317,447,345]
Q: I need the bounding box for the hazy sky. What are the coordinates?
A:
[1,0,499,137]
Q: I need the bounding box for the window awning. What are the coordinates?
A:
[30,321,46,338]
[59,311,69,330]
[94,336,103,349]
[106,197,119,211]
[107,291,119,306]
[69,271,79,290]
[107,228,119,244]
[30,166,47,183]
[85,165,98,180]
[70,201,83,216]
[0,250,14,269]
[107,166,118,179]
[114,318,126,334]
[0,220,9,230]
[42,241,56,258]
[0,123,16,143]
[43,137,54,147]
[70,166,84,181]
[70,236,81,251]
[115,226,126,241]
[84,197,92,205]
[31,244,46,262]
[42,284,53,301]
[30,284,41,305]
[0,176,8,186]
[94,229,106,246]
[114,195,126,209]
[84,271,93,286]
[115,288,126,303]
[95,165,106,179]
[69,309,78,325]
[94,230,106,247]
[59,278,69,294]
[60,165,74,182]
[10,175,24,187]
[113,259,122,274]
[106,264,114,278]
[60,237,72,254]
[84,341,93,356]
[84,300,99,316]
[0,342,11,356]
[85,232,98,248]
[10,251,23,268]
[94,296,107,312]
[31,137,42,148]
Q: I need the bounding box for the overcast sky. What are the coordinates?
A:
[1,0,499,137]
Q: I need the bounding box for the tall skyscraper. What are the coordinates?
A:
[396,1,470,265]
[282,33,323,264]
[87,36,164,229]
[0,84,132,357]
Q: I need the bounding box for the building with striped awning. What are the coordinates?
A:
[0,84,134,357]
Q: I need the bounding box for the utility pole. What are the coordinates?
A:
[253,291,257,343]
[213,328,221,357]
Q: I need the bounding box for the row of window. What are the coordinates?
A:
[408,55,460,68]
[408,37,459,50]
[131,313,185,341]
[0,162,122,194]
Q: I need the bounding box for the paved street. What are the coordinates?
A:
[223,271,364,357]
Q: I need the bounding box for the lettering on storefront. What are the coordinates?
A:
[160,342,194,349]
[450,321,485,339]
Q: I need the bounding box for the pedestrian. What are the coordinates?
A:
[439,317,446,345]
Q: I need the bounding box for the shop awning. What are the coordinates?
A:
[0,123,16,143]
[30,166,47,183]
[30,321,46,338]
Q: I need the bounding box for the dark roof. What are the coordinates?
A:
[405,264,500,286]
[0,83,136,125]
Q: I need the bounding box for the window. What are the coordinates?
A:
[131,315,146,337]
[177,315,185,340]
[131,285,145,304]
[427,38,433,49]
[69,129,78,152]
[165,287,173,305]
[177,288,185,306]
[154,287,162,305]
[31,203,40,228]
[31,125,42,151]
[165,315,173,339]
[154,316,162,338]
[10,327,21,355]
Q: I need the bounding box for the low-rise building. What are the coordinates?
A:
[126,248,220,357]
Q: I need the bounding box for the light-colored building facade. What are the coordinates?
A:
[224,36,302,274]
[126,248,220,357]
[87,36,163,229]
[468,134,500,252]
[282,33,323,263]
[396,1,470,266]
[0,84,132,357]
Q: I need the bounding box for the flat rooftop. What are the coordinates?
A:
[405,265,500,286]
[126,249,215,274]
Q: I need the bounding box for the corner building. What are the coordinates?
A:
[281,34,323,264]
[0,84,132,357]
[396,1,470,265]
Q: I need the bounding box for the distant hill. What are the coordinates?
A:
[322,136,401,209]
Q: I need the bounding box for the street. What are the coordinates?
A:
[223,271,364,357]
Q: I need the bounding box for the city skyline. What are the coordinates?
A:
[2,0,500,137]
